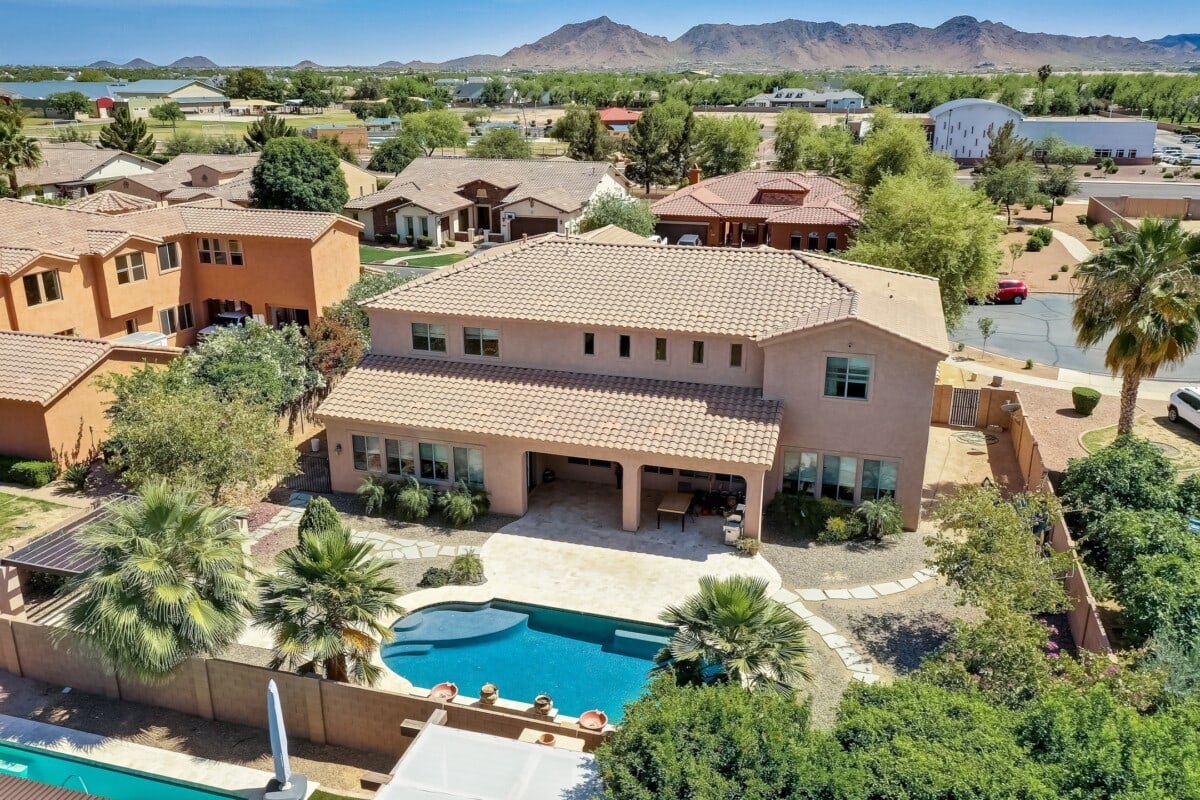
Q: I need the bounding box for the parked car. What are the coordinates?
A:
[197,310,251,340]
[1168,387,1200,428]
[991,279,1029,304]
[1181,135,1199,144]
[676,234,703,246]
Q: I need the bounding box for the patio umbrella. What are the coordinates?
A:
[267,680,293,791]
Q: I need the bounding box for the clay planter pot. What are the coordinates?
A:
[430,682,458,702]
[537,732,557,746]
[579,709,608,730]
[533,694,553,716]
[479,683,499,705]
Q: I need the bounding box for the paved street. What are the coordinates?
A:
[955,176,1200,200]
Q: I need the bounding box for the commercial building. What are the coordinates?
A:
[0,79,229,118]
[743,88,865,111]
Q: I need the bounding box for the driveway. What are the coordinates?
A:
[956,293,1200,381]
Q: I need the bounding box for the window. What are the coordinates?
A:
[644,465,674,475]
[22,271,61,306]
[679,469,709,479]
[821,455,857,502]
[619,334,631,359]
[352,434,384,473]
[691,340,705,365]
[1129,149,1137,159]
[419,442,450,480]
[159,303,194,334]
[824,356,870,400]
[272,307,310,328]
[115,252,147,284]
[464,327,500,357]
[825,232,838,252]
[807,232,819,250]
[125,319,138,334]
[730,343,743,368]
[55,328,76,336]
[198,238,243,266]
[567,457,612,468]
[156,242,181,271]
[583,332,595,356]
[412,323,448,352]
[386,439,415,476]
[862,459,898,500]
[782,451,818,494]
[655,337,667,361]
[1116,149,1125,159]
[228,239,244,266]
[453,447,485,487]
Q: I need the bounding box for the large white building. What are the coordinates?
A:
[744,88,865,111]
[927,99,1155,164]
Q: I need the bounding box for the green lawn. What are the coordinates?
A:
[359,247,468,267]
[310,791,359,800]
[359,246,401,263]
[403,253,467,267]
[0,492,67,544]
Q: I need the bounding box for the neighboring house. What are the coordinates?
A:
[14,142,160,200]
[652,170,860,250]
[112,152,378,206]
[0,330,177,463]
[319,236,947,537]
[345,157,629,244]
[0,79,229,118]
[598,107,641,137]
[453,78,518,106]
[927,98,1156,164]
[67,190,158,215]
[744,88,865,111]
[0,197,362,346]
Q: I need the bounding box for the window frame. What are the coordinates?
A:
[115,252,148,285]
[691,340,705,366]
[654,337,668,362]
[821,454,857,503]
[419,442,451,481]
[22,271,62,306]
[782,450,818,495]
[729,342,743,369]
[618,334,631,359]
[352,434,385,473]
[861,458,898,501]
[156,241,181,272]
[463,326,500,358]
[823,355,871,401]
[412,322,448,353]
[453,446,485,488]
[583,331,595,356]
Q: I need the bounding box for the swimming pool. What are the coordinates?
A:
[0,738,239,800]
[382,600,674,721]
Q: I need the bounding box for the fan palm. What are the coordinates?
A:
[255,525,403,685]
[1073,217,1200,434]
[0,123,41,195]
[655,575,812,696]
[59,481,254,682]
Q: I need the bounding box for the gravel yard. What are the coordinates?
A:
[1009,380,1131,472]
[761,527,935,590]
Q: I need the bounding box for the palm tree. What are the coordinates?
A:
[59,481,254,682]
[255,525,403,685]
[1073,218,1200,434]
[0,123,41,195]
[655,575,811,696]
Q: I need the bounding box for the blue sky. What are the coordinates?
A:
[0,0,1192,66]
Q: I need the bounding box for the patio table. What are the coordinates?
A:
[657,492,693,530]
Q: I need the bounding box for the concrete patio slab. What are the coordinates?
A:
[799,588,828,602]
[825,588,852,600]
[849,586,877,599]
[806,616,836,636]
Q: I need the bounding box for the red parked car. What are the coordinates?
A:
[990,279,1028,304]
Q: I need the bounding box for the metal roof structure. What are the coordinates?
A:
[0,506,109,577]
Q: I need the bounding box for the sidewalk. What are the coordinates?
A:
[1050,229,1093,262]
[946,359,1187,403]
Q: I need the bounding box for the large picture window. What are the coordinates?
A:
[419,442,450,480]
[412,322,447,352]
[782,450,818,495]
[352,434,384,473]
[386,439,415,476]
[862,459,898,500]
[453,447,485,487]
[824,356,870,400]
[22,271,61,306]
[463,327,500,357]
[821,455,857,502]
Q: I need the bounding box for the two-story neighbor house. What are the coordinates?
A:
[14,142,160,200]
[319,237,948,537]
[653,170,860,250]
[0,198,361,345]
[344,157,628,244]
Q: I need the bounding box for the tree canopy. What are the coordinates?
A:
[691,115,760,177]
[149,101,184,130]
[98,107,154,157]
[470,127,531,159]
[250,136,348,213]
[187,321,323,414]
[578,192,657,237]
[367,132,424,173]
[851,110,954,194]
[549,105,616,162]
[401,109,467,156]
[0,123,41,195]
[46,90,91,118]
[624,99,693,192]
[243,113,297,151]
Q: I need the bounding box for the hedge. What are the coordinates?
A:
[3,459,59,487]
[1071,387,1102,416]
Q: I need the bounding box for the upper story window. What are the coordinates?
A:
[115,252,147,284]
[619,334,631,359]
[22,271,62,306]
[730,343,743,368]
[156,242,181,272]
[159,303,195,335]
[655,338,667,362]
[583,332,595,356]
[412,322,447,352]
[464,326,499,358]
[691,340,705,365]
[824,356,870,400]
[198,237,245,266]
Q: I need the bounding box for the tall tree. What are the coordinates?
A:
[255,526,402,684]
[470,127,531,159]
[691,115,760,177]
[1073,218,1200,434]
[852,110,954,194]
[1034,134,1093,170]
[625,99,693,192]
[250,136,348,213]
[149,101,184,130]
[1037,64,1053,89]
[578,192,657,236]
[243,113,296,151]
[977,120,1032,173]
[226,67,270,100]
[1038,166,1079,220]
[59,482,254,682]
[289,70,335,111]
[46,90,91,119]
[367,132,424,173]
[846,173,1001,329]
[401,109,467,156]
[976,160,1039,224]
[772,109,817,171]
[549,105,615,162]
[0,122,41,195]
[187,320,323,414]
[98,107,154,157]
[655,575,811,696]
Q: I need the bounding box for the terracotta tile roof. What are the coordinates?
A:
[345,157,615,214]
[16,142,157,188]
[575,224,661,245]
[67,190,157,214]
[105,200,355,240]
[653,171,860,226]
[119,153,260,195]
[319,355,783,466]
[0,200,121,273]
[366,237,949,355]
[0,331,111,404]
[374,181,473,215]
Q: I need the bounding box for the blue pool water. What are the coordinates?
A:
[0,739,238,800]
[382,600,674,721]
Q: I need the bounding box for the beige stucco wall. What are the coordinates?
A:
[761,319,942,529]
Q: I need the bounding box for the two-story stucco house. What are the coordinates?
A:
[0,197,361,346]
[319,237,949,538]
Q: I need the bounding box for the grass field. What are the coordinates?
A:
[403,253,467,267]
[0,492,69,544]
[359,246,401,263]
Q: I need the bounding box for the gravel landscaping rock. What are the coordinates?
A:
[320,491,511,550]
[250,526,297,569]
[761,527,936,590]
[803,626,853,729]
[1011,380,1130,473]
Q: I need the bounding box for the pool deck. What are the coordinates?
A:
[0,715,299,799]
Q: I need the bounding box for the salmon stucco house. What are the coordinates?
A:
[319,237,949,538]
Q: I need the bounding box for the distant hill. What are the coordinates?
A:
[86,60,120,69]
[170,56,219,69]
[121,58,158,69]
[431,15,1200,71]
[293,60,323,69]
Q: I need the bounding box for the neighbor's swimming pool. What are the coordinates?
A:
[0,739,239,800]
[382,600,674,721]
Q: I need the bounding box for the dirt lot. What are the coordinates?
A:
[1005,380,1131,473]
[1081,413,1200,477]
[998,231,1079,292]
[940,349,1060,382]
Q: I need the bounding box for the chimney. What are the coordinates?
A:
[688,165,702,185]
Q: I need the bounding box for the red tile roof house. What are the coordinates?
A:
[318,236,949,539]
[598,107,641,137]
[652,170,861,251]
[344,157,630,244]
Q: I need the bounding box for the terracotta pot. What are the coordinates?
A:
[537,732,556,746]
[579,709,608,731]
[533,694,553,715]
[430,682,458,701]
[479,683,499,705]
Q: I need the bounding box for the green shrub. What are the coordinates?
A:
[394,475,435,522]
[62,462,90,492]
[1025,238,1043,252]
[357,474,392,516]
[735,537,761,556]
[418,567,452,588]
[1083,171,1092,177]
[1193,171,1200,180]
[1076,214,1088,224]
[1071,386,1101,416]
[9,460,58,487]
[415,236,433,249]
[1060,436,1178,535]
[1050,273,1059,280]
[855,497,904,541]
[1059,264,1069,272]
[1014,225,1025,233]
[1024,358,1034,370]
[818,514,864,543]
[1106,165,1119,175]
[298,496,341,535]
[1030,227,1053,246]
[450,552,484,584]
[438,482,489,526]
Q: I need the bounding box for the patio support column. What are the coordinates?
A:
[621,461,642,533]
[742,470,765,540]
[0,567,25,619]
